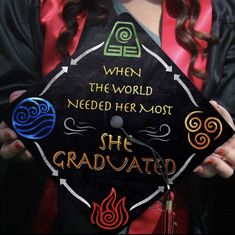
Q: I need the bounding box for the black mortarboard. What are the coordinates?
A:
[2,13,234,232]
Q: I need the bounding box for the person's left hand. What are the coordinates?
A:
[193,101,235,178]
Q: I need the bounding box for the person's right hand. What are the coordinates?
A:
[0,90,32,160]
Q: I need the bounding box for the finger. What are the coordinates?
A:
[0,121,7,129]
[193,163,217,178]
[9,90,27,103]
[0,127,17,143]
[205,155,234,178]
[210,100,235,130]
[18,150,33,160]
[226,135,235,149]
[193,165,203,174]
[215,146,235,168]
[0,140,25,160]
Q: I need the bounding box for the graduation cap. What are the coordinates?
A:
[3,13,234,232]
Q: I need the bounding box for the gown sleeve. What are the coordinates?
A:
[203,0,235,123]
[0,0,42,113]
[0,2,48,234]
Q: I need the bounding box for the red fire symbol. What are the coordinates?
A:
[90,188,129,230]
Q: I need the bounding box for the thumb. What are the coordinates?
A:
[210,100,235,131]
[9,90,27,103]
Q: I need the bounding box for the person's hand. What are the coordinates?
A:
[193,101,235,178]
[0,90,32,160]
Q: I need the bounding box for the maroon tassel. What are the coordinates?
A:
[163,191,176,234]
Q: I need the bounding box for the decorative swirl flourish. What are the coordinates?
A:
[204,117,222,139]
[29,107,39,117]
[137,124,171,142]
[188,132,210,150]
[15,106,30,124]
[115,27,133,44]
[184,111,203,132]
[12,98,56,140]
[63,117,96,136]
[90,188,129,230]
[185,111,223,150]
[40,103,50,113]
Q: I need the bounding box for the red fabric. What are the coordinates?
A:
[34,0,212,233]
[162,0,212,91]
[33,0,87,234]
[40,0,87,76]
[32,178,58,234]
[129,198,165,234]
[129,190,190,234]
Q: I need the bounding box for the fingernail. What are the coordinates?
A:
[206,159,214,165]
[211,100,217,105]
[15,141,23,150]
[225,160,233,167]
[215,149,225,157]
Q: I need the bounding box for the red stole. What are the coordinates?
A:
[162,0,212,91]
[33,0,212,233]
[40,0,87,77]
